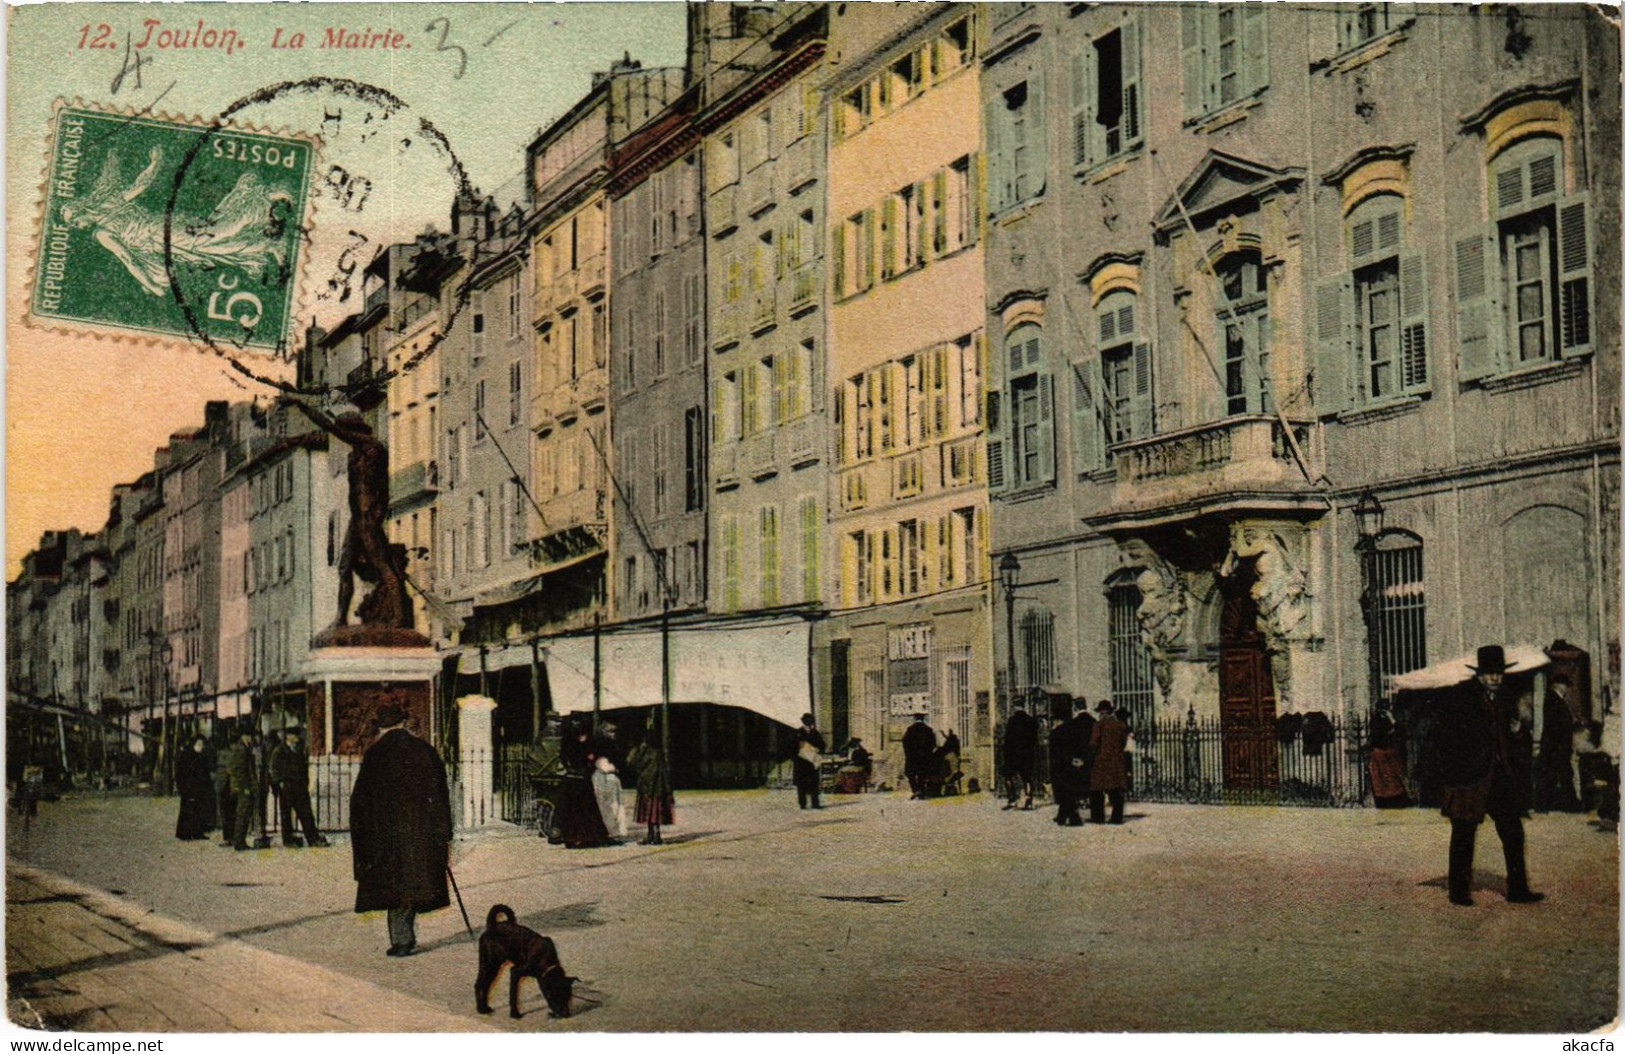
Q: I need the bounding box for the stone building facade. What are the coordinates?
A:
[981,3,1620,785]
[819,2,995,775]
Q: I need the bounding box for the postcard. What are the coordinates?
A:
[5,1,1619,1041]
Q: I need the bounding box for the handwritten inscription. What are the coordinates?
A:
[65,19,535,64]
[271,27,410,50]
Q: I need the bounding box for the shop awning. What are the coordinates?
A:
[544,618,812,727]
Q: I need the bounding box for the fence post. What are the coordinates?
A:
[1181,706,1200,801]
[456,695,498,829]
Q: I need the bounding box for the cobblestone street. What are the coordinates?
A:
[5,788,1618,1033]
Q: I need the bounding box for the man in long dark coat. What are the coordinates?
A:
[1089,700,1129,825]
[226,729,261,850]
[792,713,826,810]
[269,729,329,848]
[1433,645,1544,907]
[350,704,454,956]
[901,714,938,800]
[1048,703,1086,826]
[1003,705,1038,810]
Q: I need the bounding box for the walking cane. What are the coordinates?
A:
[446,865,475,941]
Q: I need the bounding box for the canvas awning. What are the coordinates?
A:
[543,619,812,727]
[1390,643,1552,692]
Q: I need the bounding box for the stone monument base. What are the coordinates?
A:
[302,644,442,756]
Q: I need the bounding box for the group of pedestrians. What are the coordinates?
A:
[173,726,328,850]
[1001,698,1132,825]
[554,715,675,848]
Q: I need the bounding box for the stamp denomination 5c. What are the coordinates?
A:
[29,103,314,354]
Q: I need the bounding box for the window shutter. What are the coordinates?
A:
[931,170,949,255]
[1556,193,1593,356]
[1130,341,1153,439]
[1071,358,1103,474]
[984,97,1004,213]
[1028,73,1047,197]
[1338,10,1358,52]
[881,196,899,279]
[970,152,985,245]
[1120,17,1142,150]
[914,180,930,264]
[1397,250,1430,391]
[1036,370,1055,484]
[1071,46,1093,167]
[1454,225,1503,382]
[1313,271,1352,410]
[986,388,1008,493]
[832,222,846,296]
[861,208,877,289]
[1314,273,1354,413]
[1241,5,1268,96]
[1181,7,1208,120]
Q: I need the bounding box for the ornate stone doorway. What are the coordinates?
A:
[1219,562,1279,791]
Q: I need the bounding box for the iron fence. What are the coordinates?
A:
[262,749,505,835]
[1129,711,1370,807]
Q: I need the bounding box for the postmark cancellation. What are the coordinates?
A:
[28,101,316,356]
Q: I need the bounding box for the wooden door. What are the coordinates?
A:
[1220,578,1279,791]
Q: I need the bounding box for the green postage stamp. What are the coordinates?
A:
[29,103,314,354]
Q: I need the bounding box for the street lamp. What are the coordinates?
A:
[1353,491,1385,714]
[998,552,1022,713]
[160,639,174,795]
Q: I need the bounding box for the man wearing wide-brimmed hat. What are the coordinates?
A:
[349,703,454,956]
[1433,645,1545,907]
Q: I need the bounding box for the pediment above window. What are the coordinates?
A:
[1152,150,1304,239]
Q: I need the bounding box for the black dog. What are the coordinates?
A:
[475,904,577,1019]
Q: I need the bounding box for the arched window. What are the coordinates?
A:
[1370,530,1426,705]
[990,324,1054,492]
[1215,252,1270,415]
[1106,569,1157,731]
[1458,132,1593,379]
[1096,290,1151,443]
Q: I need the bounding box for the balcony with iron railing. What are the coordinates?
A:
[363,283,389,319]
[942,435,979,488]
[389,460,439,507]
[394,295,435,334]
[713,442,740,489]
[838,464,870,512]
[1096,414,1322,528]
[743,430,777,479]
[710,183,739,238]
[744,165,776,217]
[537,486,607,535]
[891,450,923,499]
[785,415,821,467]
[577,253,605,298]
[712,305,742,350]
[749,288,777,334]
[781,137,817,195]
[788,263,820,316]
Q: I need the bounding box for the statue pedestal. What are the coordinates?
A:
[302,642,442,757]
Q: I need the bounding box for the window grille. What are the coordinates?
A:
[1371,532,1426,704]
[1108,572,1157,732]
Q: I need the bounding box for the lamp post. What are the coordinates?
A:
[1353,491,1386,715]
[998,552,1022,714]
[160,639,174,795]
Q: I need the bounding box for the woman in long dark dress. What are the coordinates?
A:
[175,736,218,839]
[557,720,612,849]
[626,717,674,845]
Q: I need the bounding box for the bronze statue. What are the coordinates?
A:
[290,400,413,632]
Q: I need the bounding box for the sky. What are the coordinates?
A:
[5,2,691,578]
